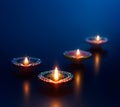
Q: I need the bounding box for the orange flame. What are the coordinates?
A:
[53,67,59,81]
[76,49,80,56]
[23,57,29,65]
[96,35,101,41]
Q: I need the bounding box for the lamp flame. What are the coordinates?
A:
[76,49,80,56]
[23,57,29,65]
[96,35,101,41]
[53,67,59,81]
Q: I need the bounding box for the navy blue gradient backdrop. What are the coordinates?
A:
[0,0,120,107]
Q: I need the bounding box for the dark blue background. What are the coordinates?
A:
[0,0,120,107]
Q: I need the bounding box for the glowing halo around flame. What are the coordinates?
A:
[96,35,101,41]
[23,57,29,66]
[53,67,59,81]
[76,49,80,56]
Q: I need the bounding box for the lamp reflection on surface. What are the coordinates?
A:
[23,80,30,100]
[51,100,61,107]
[94,52,101,75]
[74,71,83,96]
[40,99,68,107]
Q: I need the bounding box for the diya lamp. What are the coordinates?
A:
[63,49,92,62]
[12,56,41,67]
[86,35,108,46]
[38,66,73,84]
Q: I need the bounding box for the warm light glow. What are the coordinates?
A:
[76,49,80,56]
[50,100,62,107]
[52,101,60,107]
[75,72,81,88]
[23,57,29,65]
[96,35,101,41]
[23,81,30,100]
[94,53,101,75]
[74,71,82,95]
[53,67,59,81]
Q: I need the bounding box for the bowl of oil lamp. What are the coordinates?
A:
[86,35,108,46]
[63,49,92,62]
[12,56,41,67]
[38,66,73,84]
